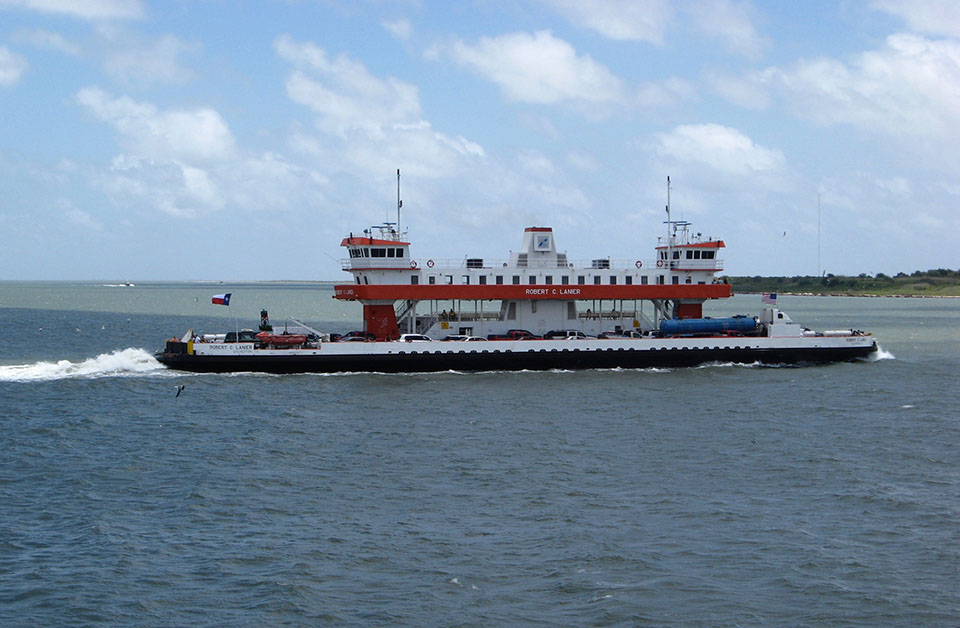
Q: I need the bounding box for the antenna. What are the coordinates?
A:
[665,175,672,234]
[665,176,673,271]
[397,169,402,234]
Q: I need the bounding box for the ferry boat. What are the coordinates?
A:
[156,178,877,373]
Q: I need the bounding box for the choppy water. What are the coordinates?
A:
[1,282,957,627]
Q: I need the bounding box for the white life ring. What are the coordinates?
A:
[410,260,418,269]
[426,259,435,268]
[635,260,643,268]
[656,259,663,268]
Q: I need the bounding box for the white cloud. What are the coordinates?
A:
[382,18,413,41]
[277,35,420,134]
[516,150,556,176]
[634,77,697,108]
[543,0,766,57]
[12,29,80,55]
[102,33,198,84]
[705,70,771,109]
[276,35,486,180]
[96,149,324,219]
[75,87,236,163]
[64,207,103,231]
[0,0,143,20]
[442,30,625,105]
[541,0,673,45]
[765,34,960,151]
[871,0,960,38]
[0,46,28,85]
[652,123,785,176]
[100,155,222,217]
[684,0,768,58]
[566,151,600,172]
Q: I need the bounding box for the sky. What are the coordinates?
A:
[1,0,958,280]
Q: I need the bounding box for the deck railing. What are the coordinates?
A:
[343,257,724,272]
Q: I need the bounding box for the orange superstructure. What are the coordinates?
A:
[334,221,731,340]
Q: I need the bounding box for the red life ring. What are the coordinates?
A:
[635,260,643,268]
[656,259,663,268]
[426,259,435,268]
[410,260,418,269]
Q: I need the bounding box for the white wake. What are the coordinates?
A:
[0,348,166,382]
[869,345,896,361]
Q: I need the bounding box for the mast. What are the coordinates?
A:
[397,168,402,235]
[666,176,673,269]
[665,175,672,238]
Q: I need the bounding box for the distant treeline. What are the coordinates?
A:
[725,268,960,297]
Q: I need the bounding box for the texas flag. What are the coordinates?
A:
[211,293,232,306]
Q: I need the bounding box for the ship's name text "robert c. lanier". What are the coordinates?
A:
[525,288,582,296]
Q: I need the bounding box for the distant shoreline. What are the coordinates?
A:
[726,270,960,298]
[734,291,960,299]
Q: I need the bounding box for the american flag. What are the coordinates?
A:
[761,293,777,305]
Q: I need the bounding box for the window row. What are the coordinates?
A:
[657,249,717,260]
[348,247,406,258]
[402,274,694,286]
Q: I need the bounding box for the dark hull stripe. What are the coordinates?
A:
[156,343,878,374]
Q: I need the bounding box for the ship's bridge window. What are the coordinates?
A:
[372,248,386,258]
[672,251,680,259]
[703,250,715,259]
[387,248,395,258]
[396,248,404,257]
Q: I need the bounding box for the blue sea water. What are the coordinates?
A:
[0,282,957,626]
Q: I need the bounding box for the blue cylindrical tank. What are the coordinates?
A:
[660,316,757,336]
